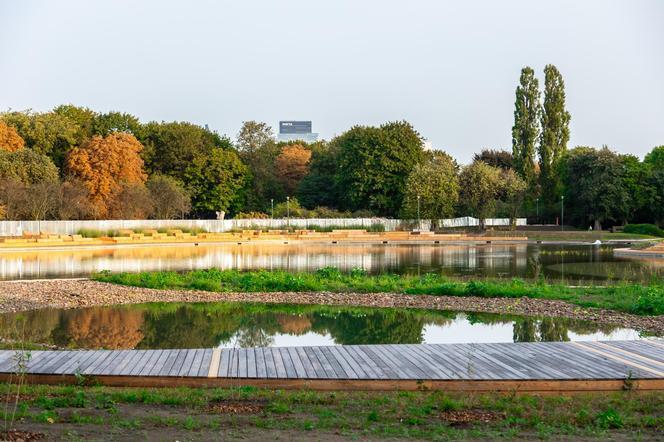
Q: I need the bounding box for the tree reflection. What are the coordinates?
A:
[513,317,572,342]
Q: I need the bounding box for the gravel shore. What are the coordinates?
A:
[0,279,661,335]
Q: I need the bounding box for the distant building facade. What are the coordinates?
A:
[277,120,319,143]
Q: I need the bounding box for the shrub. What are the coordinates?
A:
[631,286,664,315]
[623,223,664,237]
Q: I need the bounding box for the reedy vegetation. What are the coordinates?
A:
[94,268,664,316]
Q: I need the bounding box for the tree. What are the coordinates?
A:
[401,151,459,224]
[297,142,341,209]
[93,111,141,136]
[275,144,312,196]
[644,146,664,226]
[0,121,25,152]
[58,178,94,220]
[65,132,147,219]
[644,145,664,170]
[498,169,528,228]
[0,110,79,170]
[236,121,282,211]
[473,149,513,170]
[335,121,425,216]
[560,147,629,230]
[459,161,502,230]
[184,148,248,214]
[147,174,191,219]
[512,67,541,188]
[0,148,59,184]
[109,183,154,219]
[53,104,97,145]
[539,64,570,202]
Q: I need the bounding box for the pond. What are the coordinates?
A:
[0,242,661,283]
[0,302,652,350]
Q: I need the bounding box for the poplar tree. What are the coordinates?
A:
[539,64,570,201]
[511,67,541,189]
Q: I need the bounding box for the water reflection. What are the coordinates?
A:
[0,243,661,282]
[0,303,648,350]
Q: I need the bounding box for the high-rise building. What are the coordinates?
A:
[277,120,318,143]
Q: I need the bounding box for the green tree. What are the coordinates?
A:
[93,111,141,136]
[184,147,248,214]
[644,146,664,225]
[335,121,425,216]
[297,142,341,209]
[560,147,629,230]
[459,161,502,230]
[644,145,664,169]
[0,110,79,170]
[539,64,570,202]
[53,104,97,144]
[236,121,283,211]
[512,67,541,188]
[473,149,513,170]
[401,151,459,224]
[498,168,528,228]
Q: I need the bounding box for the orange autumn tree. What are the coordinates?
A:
[66,132,147,218]
[275,144,312,195]
[0,121,25,152]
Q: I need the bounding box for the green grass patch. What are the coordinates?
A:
[0,383,661,439]
[93,268,664,316]
[623,223,664,237]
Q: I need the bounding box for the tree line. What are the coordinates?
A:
[0,66,662,228]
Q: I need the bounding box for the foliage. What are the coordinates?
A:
[512,66,541,188]
[472,149,513,170]
[297,142,340,209]
[146,174,191,219]
[235,121,283,211]
[0,148,59,184]
[623,224,664,237]
[458,161,501,229]
[0,121,25,152]
[644,145,664,169]
[560,147,629,229]
[275,144,311,195]
[94,268,664,315]
[539,64,570,202]
[57,179,93,220]
[0,110,80,170]
[234,211,269,219]
[335,121,425,216]
[401,151,459,222]
[498,169,528,226]
[108,183,154,219]
[184,147,247,214]
[65,133,147,219]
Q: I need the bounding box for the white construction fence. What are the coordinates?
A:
[0,217,526,237]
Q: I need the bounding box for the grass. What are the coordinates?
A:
[489,230,660,241]
[1,384,661,439]
[624,223,664,237]
[76,226,207,238]
[93,268,664,316]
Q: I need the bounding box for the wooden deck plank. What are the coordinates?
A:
[255,347,267,378]
[142,350,168,376]
[304,347,335,379]
[286,347,308,378]
[344,346,382,379]
[320,346,353,379]
[601,341,664,365]
[279,347,298,379]
[359,345,401,379]
[294,347,317,378]
[263,347,279,378]
[246,348,257,378]
[271,348,289,378]
[218,349,232,377]
[1,341,662,387]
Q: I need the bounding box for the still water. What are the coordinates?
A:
[0,242,661,282]
[0,302,650,350]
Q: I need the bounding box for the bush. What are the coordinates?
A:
[631,286,664,315]
[623,223,664,237]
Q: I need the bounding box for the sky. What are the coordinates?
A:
[1,0,663,163]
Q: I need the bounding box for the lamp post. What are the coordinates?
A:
[270,199,274,219]
[417,195,421,229]
[286,196,290,227]
[536,198,539,222]
[561,195,565,232]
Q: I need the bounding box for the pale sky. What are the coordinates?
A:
[1,0,663,163]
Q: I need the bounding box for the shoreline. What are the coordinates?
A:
[0,279,661,335]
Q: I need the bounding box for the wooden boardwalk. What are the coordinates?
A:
[0,340,662,392]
